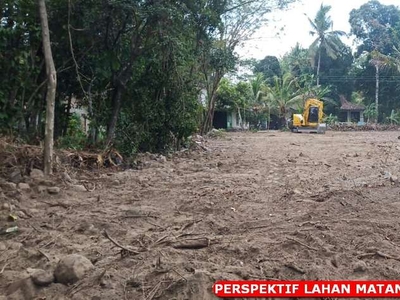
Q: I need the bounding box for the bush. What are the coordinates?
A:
[57,113,87,150]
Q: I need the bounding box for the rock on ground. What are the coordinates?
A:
[47,187,61,194]
[30,169,44,179]
[1,182,17,191]
[54,254,94,285]
[17,183,30,191]
[71,185,87,192]
[30,269,54,287]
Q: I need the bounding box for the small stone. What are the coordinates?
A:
[1,203,10,210]
[18,183,31,191]
[47,187,61,194]
[16,211,26,219]
[30,169,44,179]
[54,254,94,284]
[37,186,47,193]
[157,155,167,163]
[353,260,367,273]
[61,172,73,183]
[293,189,302,195]
[2,182,17,191]
[390,176,398,183]
[31,269,54,287]
[9,169,22,183]
[72,185,87,192]
[384,171,391,179]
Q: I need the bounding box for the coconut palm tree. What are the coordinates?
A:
[249,73,268,128]
[265,73,303,128]
[369,50,395,122]
[308,4,346,86]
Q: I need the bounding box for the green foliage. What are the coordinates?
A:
[308,4,346,86]
[281,43,314,77]
[364,103,378,123]
[351,91,365,104]
[323,114,338,125]
[386,109,400,124]
[57,114,86,150]
[254,56,282,84]
[308,4,346,59]
[349,0,400,55]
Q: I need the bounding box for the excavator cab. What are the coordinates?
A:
[289,98,326,134]
[308,106,319,123]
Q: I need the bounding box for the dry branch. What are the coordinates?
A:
[172,238,210,249]
[358,251,400,261]
[0,263,8,275]
[103,230,140,255]
[286,237,318,251]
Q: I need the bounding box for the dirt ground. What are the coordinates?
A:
[2,130,400,300]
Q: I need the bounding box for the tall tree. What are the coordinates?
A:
[350,2,400,121]
[200,0,296,134]
[349,0,400,56]
[281,43,314,77]
[265,73,302,127]
[254,56,281,84]
[369,50,396,122]
[38,0,57,175]
[308,4,346,86]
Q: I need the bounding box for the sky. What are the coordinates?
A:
[236,0,400,60]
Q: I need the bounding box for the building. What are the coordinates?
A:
[339,95,365,124]
[213,111,249,130]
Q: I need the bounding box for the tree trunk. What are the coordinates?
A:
[375,64,379,123]
[201,73,222,135]
[106,82,123,146]
[38,0,57,176]
[237,106,242,129]
[316,47,321,86]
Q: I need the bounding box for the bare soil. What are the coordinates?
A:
[2,131,400,300]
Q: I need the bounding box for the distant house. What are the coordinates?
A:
[339,95,365,124]
[213,110,249,130]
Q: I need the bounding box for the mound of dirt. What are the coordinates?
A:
[329,123,400,131]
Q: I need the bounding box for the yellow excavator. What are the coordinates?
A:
[288,98,327,134]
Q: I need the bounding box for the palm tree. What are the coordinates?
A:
[308,4,346,86]
[265,73,303,128]
[250,73,265,104]
[249,73,268,129]
[369,50,395,122]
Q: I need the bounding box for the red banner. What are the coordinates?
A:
[213,281,400,298]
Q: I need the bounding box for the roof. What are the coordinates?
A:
[339,95,365,111]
